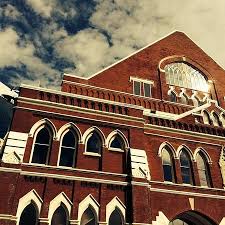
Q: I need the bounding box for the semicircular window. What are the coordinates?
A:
[165,62,208,92]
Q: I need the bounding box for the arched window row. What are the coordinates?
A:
[29,121,129,167]
[17,192,125,225]
[159,143,212,187]
[202,110,225,128]
[168,88,209,106]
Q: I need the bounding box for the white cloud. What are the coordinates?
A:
[0,27,59,88]
[0,4,21,19]
[25,0,57,18]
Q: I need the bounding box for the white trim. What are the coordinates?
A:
[77,194,99,224]
[106,129,129,150]
[83,152,101,157]
[176,144,194,160]
[193,147,212,164]
[130,76,154,85]
[16,189,42,225]
[158,142,176,158]
[106,197,126,225]
[29,118,57,138]
[48,192,72,224]
[56,123,82,142]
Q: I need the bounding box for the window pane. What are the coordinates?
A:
[163,165,173,182]
[180,151,192,184]
[81,208,96,225]
[109,209,123,225]
[51,206,67,225]
[169,92,176,102]
[32,144,49,164]
[144,83,151,97]
[110,135,124,149]
[180,152,189,167]
[134,81,141,95]
[59,147,75,167]
[62,131,76,147]
[19,203,37,225]
[36,128,50,144]
[87,132,101,153]
[197,153,210,187]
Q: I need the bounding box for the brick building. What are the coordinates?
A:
[1,31,225,225]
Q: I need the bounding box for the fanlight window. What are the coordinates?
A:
[162,148,175,182]
[109,208,124,225]
[59,130,77,167]
[165,62,208,92]
[81,207,97,225]
[31,127,52,164]
[51,205,68,225]
[109,135,125,150]
[196,152,211,187]
[19,202,38,225]
[86,132,102,154]
[180,150,193,185]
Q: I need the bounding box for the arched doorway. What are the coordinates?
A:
[169,211,217,225]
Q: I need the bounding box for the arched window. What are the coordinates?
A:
[31,127,52,164]
[19,202,38,225]
[196,152,211,187]
[86,132,102,154]
[168,91,177,102]
[109,208,124,225]
[109,135,125,151]
[162,148,175,182]
[220,113,225,127]
[212,112,220,127]
[192,95,200,107]
[202,111,211,125]
[180,150,193,185]
[51,205,68,225]
[81,207,97,225]
[59,130,77,167]
[180,93,189,105]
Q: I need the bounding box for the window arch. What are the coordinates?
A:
[80,207,97,225]
[162,147,175,182]
[59,130,78,167]
[180,92,189,105]
[51,205,69,225]
[202,110,211,125]
[109,208,124,225]
[31,126,52,164]
[86,131,102,154]
[192,95,200,107]
[211,112,220,127]
[220,113,225,127]
[180,150,193,185]
[196,152,211,187]
[18,202,38,225]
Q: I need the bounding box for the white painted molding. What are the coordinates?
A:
[48,192,72,223]
[106,197,126,225]
[152,211,169,225]
[16,189,42,225]
[193,147,212,164]
[158,142,176,159]
[176,144,194,160]
[77,194,99,224]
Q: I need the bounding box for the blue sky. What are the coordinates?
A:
[0,0,225,89]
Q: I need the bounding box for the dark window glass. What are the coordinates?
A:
[81,207,96,225]
[110,135,124,150]
[59,130,77,167]
[86,132,102,154]
[180,150,193,184]
[144,83,151,97]
[162,148,174,182]
[196,152,210,187]
[51,206,68,225]
[134,81,141,95]
[109,209,123,225]
[32,127,51,164]
[19,203,37,225]
[169,91,177,102]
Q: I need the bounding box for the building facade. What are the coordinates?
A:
[1,31,225,225]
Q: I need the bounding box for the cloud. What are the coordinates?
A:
[0,4,21,19]
[0,27,60,88]
[25,0,57,18]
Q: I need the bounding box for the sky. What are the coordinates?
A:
[0,0,225,89]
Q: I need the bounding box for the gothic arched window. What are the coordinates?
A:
[196,152,211,187]
[162,148,175,182]
[212,112,220,127]
[86,132,102,154]
[51,205,68,225]
[180,150,193,185]
[109,135,125,151]
[19,202,38,225]
[168,91,177,103]
[180,93,189,105]
[59,130,78,167]
[109,208,124,225]
[202,111,211,125]
[81,207,97,225]
[31,127,52,164]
